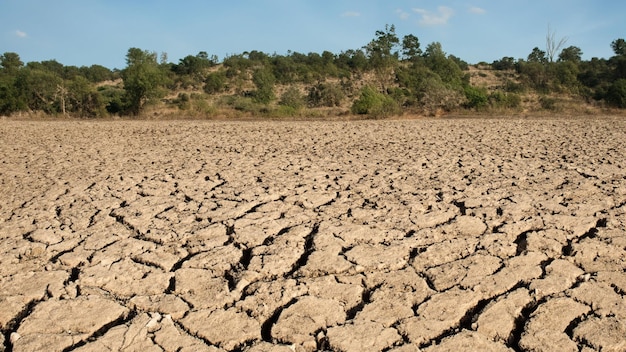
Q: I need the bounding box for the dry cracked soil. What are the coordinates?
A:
[0,118,625,352]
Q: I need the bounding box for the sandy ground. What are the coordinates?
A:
[0,118,625,352]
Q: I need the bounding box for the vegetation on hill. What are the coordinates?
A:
[1,26,625,118]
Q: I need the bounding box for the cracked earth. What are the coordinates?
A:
[0,118,625,352]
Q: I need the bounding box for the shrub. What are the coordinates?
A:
[351,86,400,118]
[307,82,345,107]
[605,79,626,108]
[492,57,515,71]
[223,95,263,114]
[463,86,489,110]
[252,68,276,104]
[175,92,191,110]
[279,87,305,110]
[539,96,559,111]
[489,91,521,109]
[417,77,466,114]
[204,71,227,94]
[504,80,525,93]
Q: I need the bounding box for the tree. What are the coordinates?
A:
[546,25,568,62]
[67,75,105,117]
[204,70,227,94]
[396,64,465,113]
[558,46,582,63]
[307,82,345,107]
[528,47,548,63]
[336,49,368,72]
[611,39,626,56]
[401,34,422,61]
[351,85,400,118]
[80,64,114,83]
[121,48,168,115]
[0,52,25,114]
[279,86,305,110]
[252,67,275,104]
[173,51,214,77]
[610,39,626,80]
[0,52,24,74]
[605,79,626,108]
[423,42,463,87]
[15,67,63,114]
[492,57,515,71]
[365,24,400,90]
[555,61,580,91]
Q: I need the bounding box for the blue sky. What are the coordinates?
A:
[1,0,624,69]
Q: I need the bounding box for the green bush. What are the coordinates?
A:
[279,87,305,110]
[274,105,299,117]
[489,91,521,109]
[605,79,626,108]
[204,70,227,94]
[252,68,276,104]
[504,80,524,93]
[175,92,191,110]
[463,86,488,110]
[539,96,559,111]
[307,82,345,107]
[351,86,400,118]
[222,95,263,114]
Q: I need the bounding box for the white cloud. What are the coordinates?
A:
[341,11,361,17]
[15,30,27,38]
[413,6,454,26]
[396,9,410,20]
[469,6,486,15]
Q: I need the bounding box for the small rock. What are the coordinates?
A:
[10,332,21,344]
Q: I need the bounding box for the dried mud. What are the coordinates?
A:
[0,118,625,352]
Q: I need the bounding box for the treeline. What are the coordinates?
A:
[1,25,625,118]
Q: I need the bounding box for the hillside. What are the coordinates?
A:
[121,63,613,120]
[2,30,626,119]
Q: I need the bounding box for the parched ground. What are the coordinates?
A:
[0,117,625,352]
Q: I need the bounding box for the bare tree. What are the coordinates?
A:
[546,24,568,62]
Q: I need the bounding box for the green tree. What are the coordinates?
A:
[423,42,463,87]
[15,67,64,114]
[252,67,275,104]
[578,58,610,89]
[173,51,214,77]
[365,24,400,90]
[0,52,24,74]
[397,64,465,114]
[271,55,298,84]
[0,52,25,114]
[121,48,168,115]
[401,34,422,61]
[279,86,305,110]
[610,40,626,79]
[606,79,626,107]
[463,86,488,110]
[611,38,626,56]
[204,70,227,94]
[351,85,400,118]
[558,46,582,63]
[80,64,114,83]
[307,82,345,107]
[492,57,515,70]
[336,49,368,72]
[517,60,548,91]
[67,75,105,117]
[554,61,580,91]
[528,47,548,63]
